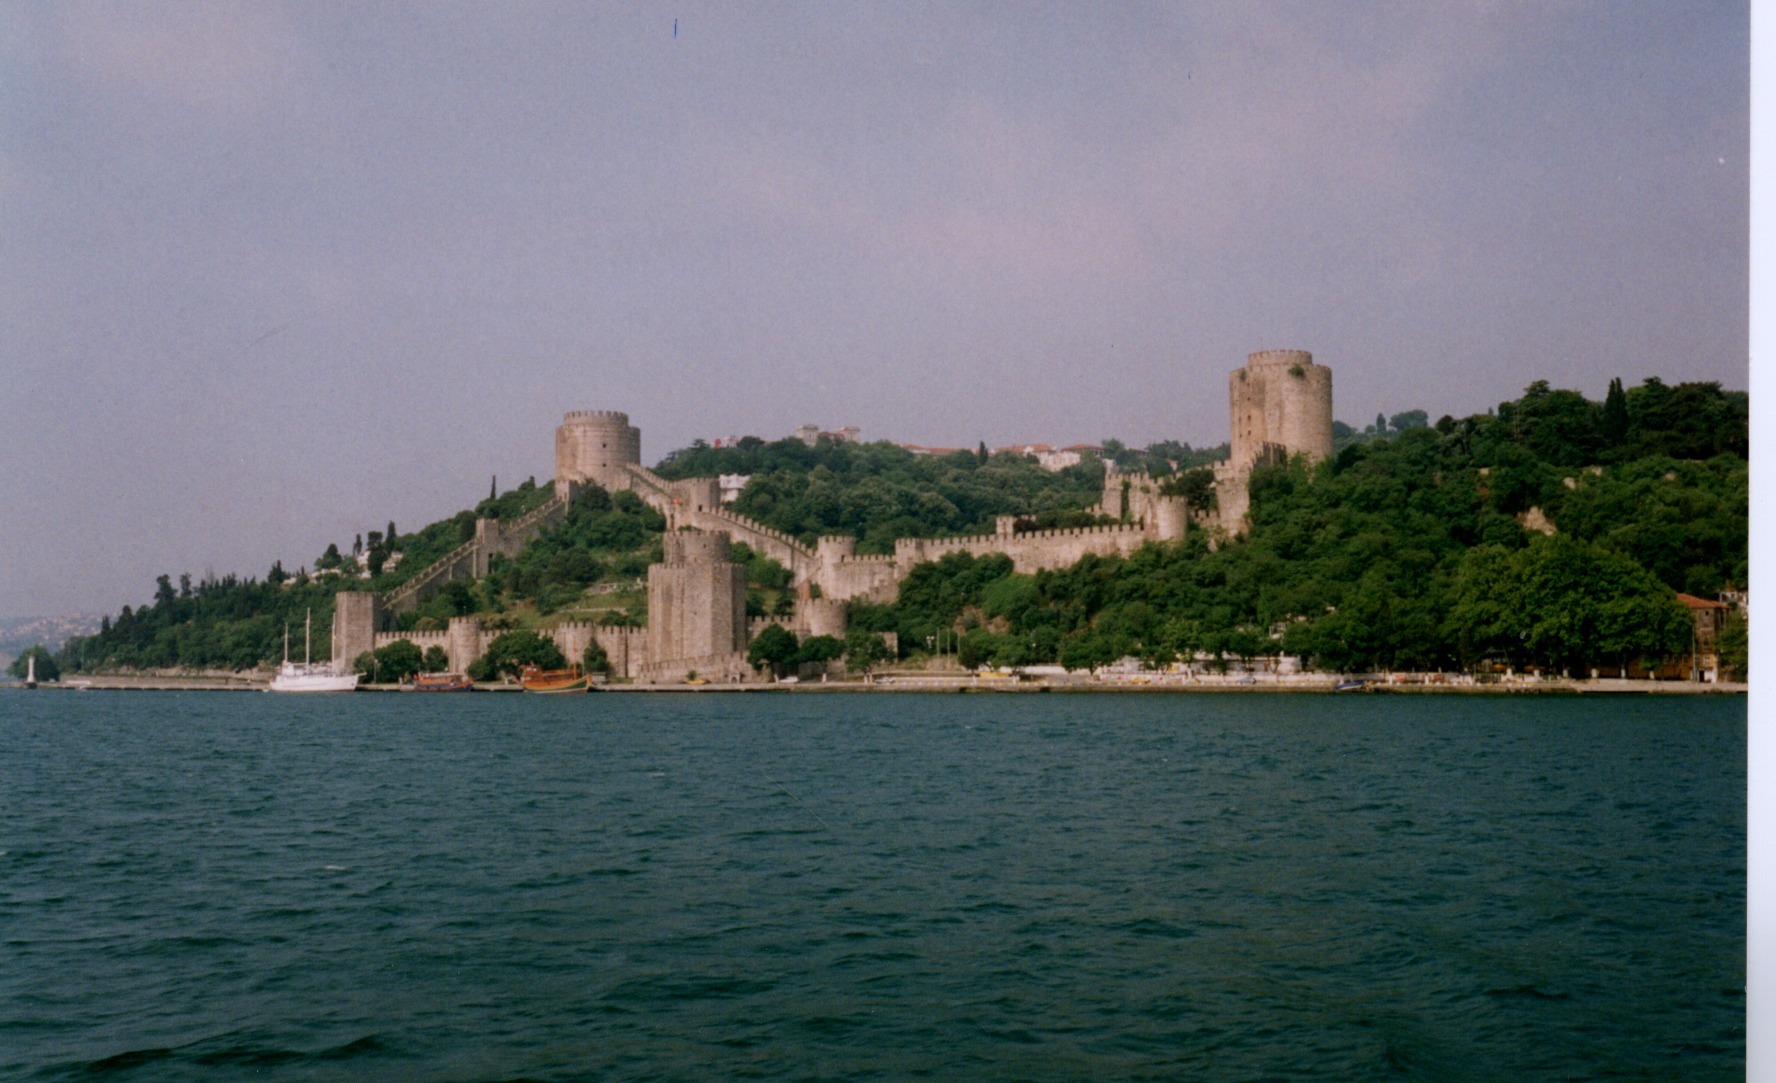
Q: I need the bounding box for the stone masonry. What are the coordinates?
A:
[337,349,1333,678]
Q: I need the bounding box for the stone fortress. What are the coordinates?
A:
[333,351,1332,682]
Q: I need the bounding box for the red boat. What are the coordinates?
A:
[411,672,475,692]
[519,664,590,693]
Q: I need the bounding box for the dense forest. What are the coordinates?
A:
[52,376,1746,678]
[655,438,1111,552]
[851,378,1747,676]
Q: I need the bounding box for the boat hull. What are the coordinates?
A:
[411,674,475,693]
[269,669,360,693]
[519,665,590,693]
[521,675,590,693]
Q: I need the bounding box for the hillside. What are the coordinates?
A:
[850,378,1747,676]
[55,377,1746,677]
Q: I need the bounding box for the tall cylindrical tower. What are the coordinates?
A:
[1228,350,1333,472]
[555,410,641,490]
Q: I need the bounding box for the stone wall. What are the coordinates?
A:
[367,618,649,679]
[634,649,752,684]
[382,490,573,616]
[553,621,648,679]
[893,522,1159,575]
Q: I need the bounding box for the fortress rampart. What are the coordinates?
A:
[364,617,650,680]
[337,348,1331,677]
[893,521,1159,575]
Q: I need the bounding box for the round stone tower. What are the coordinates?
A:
[556,410,641,490]
[1228,350,1333,472]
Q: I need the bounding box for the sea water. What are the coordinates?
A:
[0,691,1744,1081]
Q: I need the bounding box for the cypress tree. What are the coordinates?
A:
[1602,377,1630,445]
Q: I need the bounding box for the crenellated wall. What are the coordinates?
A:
[893,522,1158,575]
[367,618,650,680]
[382,489,574,616]
[345,352,1334,678]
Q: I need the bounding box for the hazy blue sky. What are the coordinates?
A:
[0,2,1750,617]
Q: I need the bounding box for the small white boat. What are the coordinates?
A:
[269,610,359,693]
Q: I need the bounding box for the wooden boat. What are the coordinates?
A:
[411,672,474,692]
[519,664,590,693]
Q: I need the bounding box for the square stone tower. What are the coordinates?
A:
[647,529,746,666]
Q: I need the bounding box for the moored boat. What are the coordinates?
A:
[411,672,474,692]
[269,611,359,693]
[519,664,590,693]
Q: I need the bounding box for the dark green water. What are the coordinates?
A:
[0,691,1744,1081]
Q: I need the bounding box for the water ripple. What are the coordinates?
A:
[0,691,1744,1081]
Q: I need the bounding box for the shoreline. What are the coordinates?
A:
[5,674,1747,695]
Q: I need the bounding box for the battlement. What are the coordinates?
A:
[698,506,814,559]
[663,529,731,565]
[552,620,648,638]
[373,629,450,648]
[1247,349,1315,368]
[840,554,896,565]
[898,522,1148,553]
[1013,523,1149,543]
[562,410,631,423]
[748,616,796,637]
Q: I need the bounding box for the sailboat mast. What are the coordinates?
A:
[305,609,312,665]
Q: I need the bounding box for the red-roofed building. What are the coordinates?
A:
[1675,593,1729,681]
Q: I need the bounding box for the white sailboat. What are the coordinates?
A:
[268,609,359,693]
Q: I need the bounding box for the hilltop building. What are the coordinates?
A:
[335,349,1332,682]
[795,424,861,447]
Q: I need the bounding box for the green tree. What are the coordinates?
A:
[582,639,613,676]
[1602,376,1630,445]
[8,645,59,681]
[470,630,567,680]
[421,645,449,673]
[1718,609,1747,682]
[956,628,995,670]
[748,623,801,677]
[1059,632,1116,673]
[372,639,424,683]
[844,627,894,674]
[795,634,844,669]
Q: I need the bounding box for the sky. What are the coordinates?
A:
[0,2,1751,618]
